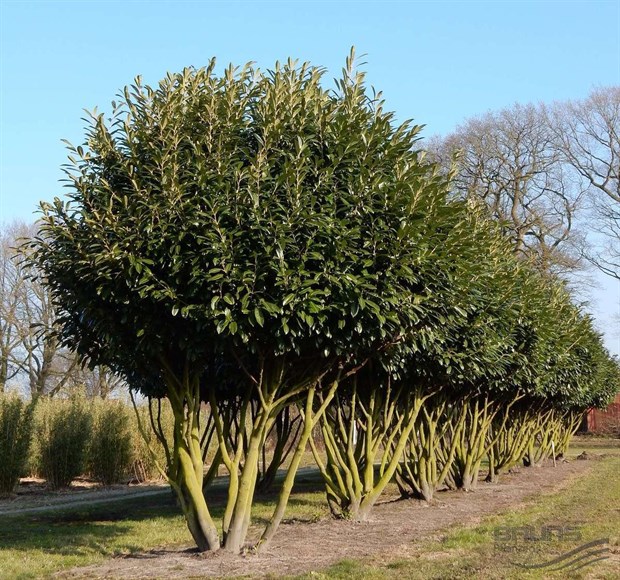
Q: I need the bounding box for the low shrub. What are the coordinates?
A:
[36,397,93,489]
[0,394,34,496]
[89,401,133,485]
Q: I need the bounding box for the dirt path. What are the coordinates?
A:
[0,487,171,516]
[1,467,324,517]
[0,478,173,516]
[57,459,596,579]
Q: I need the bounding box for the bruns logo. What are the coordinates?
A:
[493,526,610,572]
[512,538,610,573]
[493,525,582,543]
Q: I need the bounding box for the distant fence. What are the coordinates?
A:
[585,393,620,436]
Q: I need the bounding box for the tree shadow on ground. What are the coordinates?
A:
[0,492,186,556]
[0,467,332,557]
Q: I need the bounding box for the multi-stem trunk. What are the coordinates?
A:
[311,376,429,520]
[449,395,504,491]
[486,405,534,483]
[140,355,340,554]
[212,357,337,554]
[555,411,582,455]
[153,362,221,552]
[396,396,465,503]
[523,408,556,467]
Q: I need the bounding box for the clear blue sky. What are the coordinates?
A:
[1,0,619,354]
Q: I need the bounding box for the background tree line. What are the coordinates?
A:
[428,86,619,282]
[0,222,123,398]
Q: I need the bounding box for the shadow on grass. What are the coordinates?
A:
[0,492,191,556]
[0,474,329,557]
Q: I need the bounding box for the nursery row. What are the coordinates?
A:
[0,390,583,524]
[26,55,620,555]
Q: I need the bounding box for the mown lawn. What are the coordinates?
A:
[0,491,189,579]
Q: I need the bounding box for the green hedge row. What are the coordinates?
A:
[0,395,173,495]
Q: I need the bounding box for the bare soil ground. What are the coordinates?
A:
[55,459,595,579]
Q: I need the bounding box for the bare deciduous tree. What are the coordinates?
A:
[428,103,587,277]
[1,221,124,398]
[73,365,125,399]
[550,86,620,279]
[0,223,28,392]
